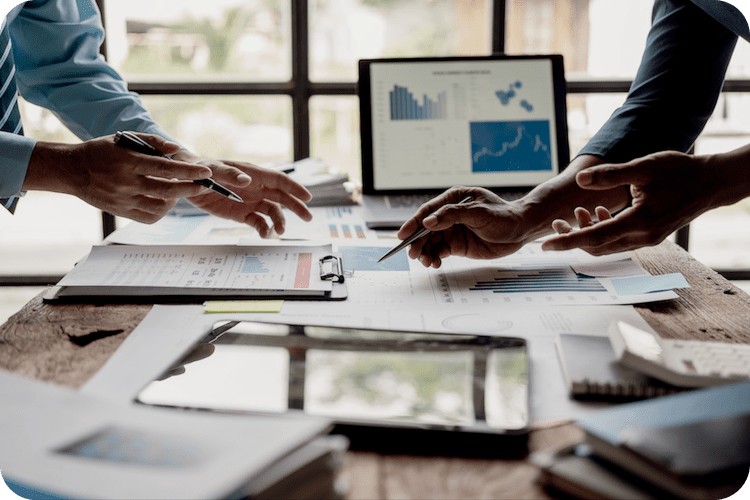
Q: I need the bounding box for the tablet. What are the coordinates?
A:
[136,321,530,457]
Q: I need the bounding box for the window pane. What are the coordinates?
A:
[139,95,293,164]
[567,93,627,158]
[310,0,492,82]
[506,0,652,79]
[103,0,291,82]
[310,96,361,184]
[688,93,750,270]
[0,100,102,276]
[0,192,102,276]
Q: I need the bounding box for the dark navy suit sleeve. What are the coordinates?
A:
[578,0,738,163]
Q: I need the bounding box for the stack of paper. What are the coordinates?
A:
[283,158,353,206]
[0,370,347,500]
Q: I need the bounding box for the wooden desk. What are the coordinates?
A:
[2,241,749,499]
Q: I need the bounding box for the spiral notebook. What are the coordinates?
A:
[556,334,681,400]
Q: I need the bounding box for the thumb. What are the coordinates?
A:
[576,162,642,190]
[423,203,473,231]
[137,133,182,156]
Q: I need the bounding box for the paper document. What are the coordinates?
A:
[0,370,331,500]
[56,244,335,296]
[105,215,261,245]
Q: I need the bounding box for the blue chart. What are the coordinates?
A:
[470,120,552,173]
[471,264,605,293]
[241,255,270,274]
[339,246,410,272]
[389,84,446,120]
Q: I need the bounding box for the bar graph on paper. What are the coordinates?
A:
[422,247,626,306]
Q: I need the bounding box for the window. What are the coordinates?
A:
[2,0,750,285]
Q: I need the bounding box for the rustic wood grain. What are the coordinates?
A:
[1,240,747,500]
[631,241,750,343]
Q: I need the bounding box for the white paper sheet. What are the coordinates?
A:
[105,214,262,245]
[0,370,330,500]
[58,244,334,294]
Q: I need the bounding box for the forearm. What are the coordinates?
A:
[580,0,736,163]
[704,144,750,209]
[517,155,631,241]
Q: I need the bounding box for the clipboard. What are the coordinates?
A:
[42,245,348,303]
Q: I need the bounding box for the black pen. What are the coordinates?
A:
[377,195,473,263]
[114,131,244,203]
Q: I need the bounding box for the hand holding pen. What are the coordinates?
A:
[114,131,243,203]
[379,195,473,262]
[394,187,532,268]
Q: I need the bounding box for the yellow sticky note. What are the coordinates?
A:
[204,300,284,314]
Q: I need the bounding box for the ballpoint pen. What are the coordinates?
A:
[114,131,244,203]
[377,195,473,263]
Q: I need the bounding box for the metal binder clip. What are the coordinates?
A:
[319,255,345,283]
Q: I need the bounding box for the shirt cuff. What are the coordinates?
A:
[0,132,36,198]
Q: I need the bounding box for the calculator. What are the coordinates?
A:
[607,321,750,388]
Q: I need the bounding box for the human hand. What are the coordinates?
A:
[542,150,716,255]
[397,186,530,268]
[24,133,213,223]
[172,150,313,238]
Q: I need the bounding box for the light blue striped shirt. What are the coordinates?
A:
[0,0,174,200]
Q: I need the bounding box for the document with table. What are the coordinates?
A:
[43,243,347,301]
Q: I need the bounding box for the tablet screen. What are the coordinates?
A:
[136,321,530,454]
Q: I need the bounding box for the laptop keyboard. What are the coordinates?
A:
[386,191,524,209]
[386,194,434,209]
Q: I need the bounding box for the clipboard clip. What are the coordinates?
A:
[319,255,345,283]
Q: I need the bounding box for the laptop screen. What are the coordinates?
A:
[359,55,569,194]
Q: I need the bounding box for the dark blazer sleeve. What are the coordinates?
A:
[578,0,738,163]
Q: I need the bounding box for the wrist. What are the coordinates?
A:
[22,141,80,196]
[706,145,750,208]
[516,155,609,241]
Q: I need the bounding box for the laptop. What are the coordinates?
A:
[358,54,569,228]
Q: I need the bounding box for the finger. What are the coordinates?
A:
[595,206,613,222]
[132,132,183,156]
[256,199,286,234]
[398,188,471,239]
[204,161,253,187]
[237,163,313,202]
[574,207,595,228]
[242,212,272,238]
[421,199,477,232]
[274,191,313,222]
[133,157,212,181]
[140,177,209,200]
[551,219,573,235]
[542,216,628,253]
[576,160,651,190]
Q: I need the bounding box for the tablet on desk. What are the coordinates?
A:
[136,321,530,457]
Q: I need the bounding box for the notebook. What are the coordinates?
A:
[358,54,570,228]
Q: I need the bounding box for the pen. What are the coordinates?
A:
[114,131,244,203]
[377,195,473,263]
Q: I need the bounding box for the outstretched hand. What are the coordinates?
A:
[173,150,313,238]
[397,186,529,268]
[542,150,718,255]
